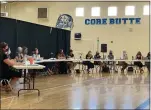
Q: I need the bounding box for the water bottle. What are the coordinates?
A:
[23,55,28,65]
[23,56,27,62]
[38,54,40,59]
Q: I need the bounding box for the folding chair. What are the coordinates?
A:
[0,79,13,92]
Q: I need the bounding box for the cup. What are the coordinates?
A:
[29,58,34,65]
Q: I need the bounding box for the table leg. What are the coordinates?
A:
[24,69,26,89]
[33,74,35,89]
[18,70,40,97]
[79,61,80,70]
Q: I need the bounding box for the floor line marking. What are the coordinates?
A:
[135,98,150,109]
[1,77,105,100]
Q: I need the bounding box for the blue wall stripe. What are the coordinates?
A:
[135,98,150,109]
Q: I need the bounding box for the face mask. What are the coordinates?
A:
[7,48,11,55]
[5,48,9,52]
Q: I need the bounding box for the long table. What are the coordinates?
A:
[35,59,150,73]
[13,64,45,97]
[35,59,150,63]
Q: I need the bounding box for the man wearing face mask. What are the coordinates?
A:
[0,42,22,92]
[6,48,11,58]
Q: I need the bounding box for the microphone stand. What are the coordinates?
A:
[50,53,54,60]
[79,53,82,71]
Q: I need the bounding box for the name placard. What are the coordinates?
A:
[85,18,141,25]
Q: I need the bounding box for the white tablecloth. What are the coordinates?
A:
[34,59,150,63]
[13,64,45,69]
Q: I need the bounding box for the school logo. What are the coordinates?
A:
[56,14,74,30]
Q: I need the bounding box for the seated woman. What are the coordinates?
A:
[32,48,40,60]
[120,50,128,73]
[67,49,75,73]
[134,51,144,73]
[15,47,23,62]
[22,46,30,62]
[0,42,22,91]
[145,52,150,73]
[107,50,117,72]
[94,51,102,72]
[56,49,67,74]
[83,51,94,73]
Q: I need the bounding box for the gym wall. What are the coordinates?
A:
[1,1,149,58]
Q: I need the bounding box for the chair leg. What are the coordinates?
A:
[0,79,13,92]
[95,68,98,73]
[6,80,13,91]
[92,68,94,74]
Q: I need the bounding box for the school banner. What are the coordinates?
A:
[85,18,141,25]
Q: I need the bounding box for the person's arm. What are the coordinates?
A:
[56,54,60,59]
[15,54,23,62]
[90,55,93,59]
[3,54,21,66]
[3,59,15,66]
[141,56,144,60]
[94,55,96,59]
[114,56,116,60]
[72,54,74,58]
[135,55,137,60]
[126,55,128,60]
[15,56,19,61]
[86,55,89,59]
[62,54,66,58]
[107,55,110,59]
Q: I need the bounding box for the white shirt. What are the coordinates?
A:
[121,54,128,60]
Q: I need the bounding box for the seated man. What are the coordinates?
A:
[120,50,128,73]
[56,49,67,74]
[67,49,75,73]
[107,50,117,73]
[94,51,102,72]
[0,42,22,92]
[83,51,94,73]
[134,51,144,73]
[145,52,150,73]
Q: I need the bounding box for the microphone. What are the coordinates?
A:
[50,52,54,59]
[79,53,83,59]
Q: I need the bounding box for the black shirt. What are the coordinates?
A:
[69,53,74,58]
[1,53,9,74]
[16,53,23,62]
[108,54,114,60]
[86,54,93,59]
[136,55,141,60]
[94,54,101,59]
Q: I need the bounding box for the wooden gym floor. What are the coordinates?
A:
[1,72,150,109]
